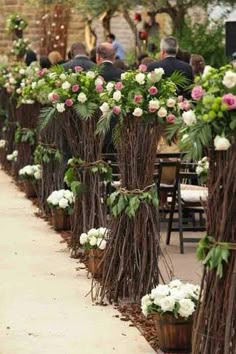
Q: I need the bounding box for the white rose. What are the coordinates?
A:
[20,82,25,88]
[157,107,168,118]
[89,236,97,247]
[135,72,145,85]
[77,92,87,103]
[9,77,16,84]
[141,295,152,316]
[59,197,69,209]
[214,135,231,151]
[121,72,127,80]
[169,288,186,301]
[12,150,18,157]
[133,107,143,117]
[56,103,65,113]
[166,98,176,107]
[98,239,106,250]
[159,296,176,313]
[34,170,42,180]
[196,166,203,175]
[222,71,236,89]
[106,82,114,93]
[60,73,66,81]
[151,285,170,300]
[19,68,25,75]
[7,154,13,161]
[178,299,195,318]
[100,102,110,115]
[149,99,160,112]
[182,110,196,126]
[31,82,37,89]
[169,279,183,288]
[16,88,21,94]
[113,90,121,102]
[88,228,99,237]
[86,71,96,79]
[80,233,88,245]
[38,79,45,87]
[95,77,103,86]
[49,72,57,79]
[202,65,212,79]
[64,190,73,201]
[62,81,71,90]
[148,68,165,83]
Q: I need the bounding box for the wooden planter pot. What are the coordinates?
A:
[88,248,104,278]
[23,180,37,198]
[154,313,193,353]
[51,208,71,231]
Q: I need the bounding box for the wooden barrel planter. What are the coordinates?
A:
[23,180,37,198]
[154,313,193,353]
[88,249,104,279]
[51,208,71,231]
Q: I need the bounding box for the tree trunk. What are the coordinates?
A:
[102,10,113,39]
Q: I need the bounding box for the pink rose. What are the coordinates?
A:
[96,84,103,93]
[166,114,176,123]
[179,99,191,111]
[65,99,73,107]
[222,94,236,110]
[177,95,184,102]
[72,84,79,92]
[191,85,204,100]
[38,68,48,77]
[148,86,158,95]
[134,94,143,103]
[113,106,121,115]
[49,92,59,102]
[74,66,83,72]
[138,64,147,72]
[115,82,123,90]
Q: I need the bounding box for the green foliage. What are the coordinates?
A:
[38,107,57,132]
[197,235,230,278]
[176,19,226,67]
[108,188,159,218]
[74,102,98,120]
[6,13,28,34]
[96,111,113,136]
[15,127,36,145]
[34,144,62,164]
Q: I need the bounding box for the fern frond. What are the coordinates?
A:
[38,106,56,132]
[73,102,97,120]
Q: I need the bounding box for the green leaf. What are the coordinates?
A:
[38,107,57,131]
[74,102,97,120]
[96,112,113,136]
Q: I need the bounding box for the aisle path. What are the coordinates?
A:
[0,170,155,354]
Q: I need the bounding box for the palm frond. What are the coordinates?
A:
[95,112,113,136]
[170,71,190,89]
[73,102,97,120]
[38,106,56,132]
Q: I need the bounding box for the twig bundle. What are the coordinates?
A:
[100,117,165,302]
[193,142,236,354]
[64,110,105,255]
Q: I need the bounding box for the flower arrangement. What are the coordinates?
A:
[6,14,28,34]
[196,156,209,184]
[79,227,109,250]
[169,65,236,159]
[0,139,7,149]
[11,38,31,58]
[18,164,42,181]
[141,279,200,318]
[3,64,28,95]
[7,150,18,162]
[96,65,184,134]
[47,189,74,212]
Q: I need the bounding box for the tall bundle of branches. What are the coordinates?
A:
[6,96,17,155]
[100,117,165,302]
[64,110,106,255]
[15,103,41,172]
[37,115,68,214]
[193,142,236,353]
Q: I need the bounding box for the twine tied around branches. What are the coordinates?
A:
[118,183,156,195]
[71,159,109,169]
